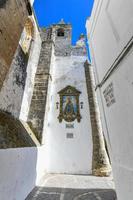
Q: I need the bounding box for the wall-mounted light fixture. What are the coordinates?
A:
[80,102,84,109]
[56,102,59,109]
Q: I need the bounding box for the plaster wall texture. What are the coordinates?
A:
[44,52,93,174]
[86,0,133,83]
[86,0,133,199]
[0,45,28,117]
[0,17,41,120]
[99,48,133,200]
[0,145,47,200]
[52,25,72,57]
[0,0,29,89]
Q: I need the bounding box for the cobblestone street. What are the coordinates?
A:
[26,174,117,200]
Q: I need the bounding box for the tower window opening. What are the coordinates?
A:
[57,28,65,37]
[25,0,32,15]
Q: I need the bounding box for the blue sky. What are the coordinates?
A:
[33,0,94,45]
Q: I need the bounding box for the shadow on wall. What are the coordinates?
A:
[0,111,37,148]
[26,187,117,200]
[0,0,30,89]
[0,147,38,200]
[0,16,35,118]
[0,44,29,118]
[0,111,46,199]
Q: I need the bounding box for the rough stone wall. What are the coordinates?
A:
[40,28,52,41]
[84,61,111,176]
[0,20,42,148]
[51,24,87,57]
[0,59,8,89]
[28,31,52,143]
[0,0,31,89]
[52,24,72,56]
[71,46,87,56]
[19,21,42,122]
[0,45,28,118]
[0,111,37,149]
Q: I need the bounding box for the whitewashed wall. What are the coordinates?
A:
[0,146,47,200]
[100,48,133,200]
[87,0,133,84]
[86,0,133,199]
[43,52,93,174]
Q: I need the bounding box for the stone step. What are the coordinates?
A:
[26,174,117,200]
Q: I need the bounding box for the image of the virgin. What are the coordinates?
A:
[64,97,75,115]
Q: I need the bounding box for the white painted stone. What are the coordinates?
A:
[0,146,47,200]
[100,49,133,200]
[86,1,133,199]
[86,0,133,83]
[38,174,115,190]
[43,51,93,174]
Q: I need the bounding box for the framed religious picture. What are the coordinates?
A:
[58,85,82,123]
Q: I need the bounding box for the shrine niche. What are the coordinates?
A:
[58,86,82,123]
[20,17,34,54]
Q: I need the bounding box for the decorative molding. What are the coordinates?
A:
[58,85,82,123]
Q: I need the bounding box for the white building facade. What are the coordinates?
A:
[86,1,133,199]
[43,21,93,174]
[0,15,110,199]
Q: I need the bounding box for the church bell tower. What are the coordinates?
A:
[44,20,94,175]
[51,19,72,56]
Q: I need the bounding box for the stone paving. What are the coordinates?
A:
[26,174,117,200]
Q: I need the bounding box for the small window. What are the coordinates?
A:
[26,1,32,16]
[57,28,65,37]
